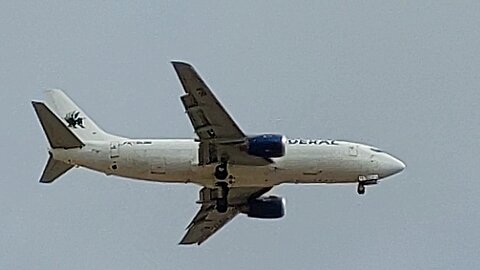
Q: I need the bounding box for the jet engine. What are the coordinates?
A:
[247,134,286,158]
[245,196,285,219]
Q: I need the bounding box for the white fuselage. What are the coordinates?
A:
[51,138,403,188]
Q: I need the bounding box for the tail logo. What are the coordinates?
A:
[64,111,85,128]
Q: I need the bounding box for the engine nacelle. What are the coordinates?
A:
[247,134,286,158]
[246,196,286,219]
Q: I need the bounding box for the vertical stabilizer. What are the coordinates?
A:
[44,89,119,141]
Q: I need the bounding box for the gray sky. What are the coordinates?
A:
[1,1,479,269]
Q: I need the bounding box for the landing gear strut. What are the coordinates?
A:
[215,182,229,213]
[214,160,230,212]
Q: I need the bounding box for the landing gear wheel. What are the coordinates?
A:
[214,163,229,180]
[357,183,366,195]
[216,198,228,213]
[215,182,230,213]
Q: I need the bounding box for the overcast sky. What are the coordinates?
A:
[1,1,479,269]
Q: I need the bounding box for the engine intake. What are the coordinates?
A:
[246,196,285,219]
[247,134,286,158]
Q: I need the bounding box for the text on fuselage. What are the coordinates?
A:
[287,139,338,145]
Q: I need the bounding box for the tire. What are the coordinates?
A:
[214,164,228,180]
[357,184,365,195]
[215,182,229,212]
[216,198,228,213]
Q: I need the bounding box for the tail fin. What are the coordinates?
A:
[32,89,118,183]
[32,101,84,149]
[39,152,74,183]
[43,89,117,141]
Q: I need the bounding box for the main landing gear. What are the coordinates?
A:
[214,161,230,213]
[215,182,229,213]
[214,162,229,180]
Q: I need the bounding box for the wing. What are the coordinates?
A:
[172,61,245,141]
[179,187,272,245]
[172,61,271,166]
[179,203,238,245]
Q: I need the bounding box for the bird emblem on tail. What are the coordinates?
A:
[64,111,85,128]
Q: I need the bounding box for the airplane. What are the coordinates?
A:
[31,61,405,245]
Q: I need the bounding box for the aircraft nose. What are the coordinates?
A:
[378,154,406,178]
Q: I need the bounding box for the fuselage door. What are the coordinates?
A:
[110,141,120,159]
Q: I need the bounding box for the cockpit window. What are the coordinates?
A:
[370,148,384,153]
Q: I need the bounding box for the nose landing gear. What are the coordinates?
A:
[357,183,366,195]
[357,175,379,195]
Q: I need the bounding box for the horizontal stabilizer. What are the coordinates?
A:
[40,152,74,183]
[32,101,84,149]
